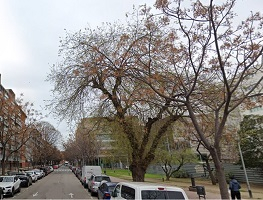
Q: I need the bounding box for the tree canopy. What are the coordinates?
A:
[48,1,263,197]
[239,115,263,170]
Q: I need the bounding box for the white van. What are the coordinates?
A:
[111,182,189,200]
[81,166,102,188]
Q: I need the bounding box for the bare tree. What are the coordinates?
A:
[75,118,100,166]
[47,7,185,181]
[62,134,80,165]
[135,0,263,198]
[33,121,62,165]
[0,91,41,174]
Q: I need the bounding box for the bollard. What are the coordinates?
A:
[191,175,196,187]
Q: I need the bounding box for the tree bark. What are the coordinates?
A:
[205,159,217,185]
[130,160,147,182]
[210,148,229,199]
[1,159,5,175]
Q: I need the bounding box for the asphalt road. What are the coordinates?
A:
[12,166,93,199]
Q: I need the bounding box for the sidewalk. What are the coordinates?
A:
[109,173,263,199]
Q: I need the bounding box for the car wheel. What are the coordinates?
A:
[0,192,3,200]
[27,181,30,187]
[10,188,14,197]
[18,186,21,193]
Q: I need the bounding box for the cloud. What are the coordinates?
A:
[0,1,30,67]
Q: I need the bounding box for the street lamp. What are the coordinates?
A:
[238,140,253,198]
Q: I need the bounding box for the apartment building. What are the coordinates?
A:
[240,70,263,116]
[176,69,263,163]
[0,74,27,170]
[75,117,118,167]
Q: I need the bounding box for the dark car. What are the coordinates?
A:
[39,166,51,175]
[0,187,3,199]
[75,168,82,180]
[15,173,32,187]
[98,182,118,199]
[7,171,32,187]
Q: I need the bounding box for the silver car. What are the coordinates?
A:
[25,171,38,182]
[87,174,111,196]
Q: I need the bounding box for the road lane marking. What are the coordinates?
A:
[33,192,38,197]
[68,193,74,198]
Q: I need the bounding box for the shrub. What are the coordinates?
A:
[171,170,189,178]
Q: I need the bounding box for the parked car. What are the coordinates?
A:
[81,165,102,188]
[98,181,118,199]
[48,166,54,172]
[53,165,58,169]
[75,168,82,180]
[14,172,32,187]
[111,182,189,200]
[71,166,77,174]
[39,166,51,175]
[32,169,44,179]
[0,175,21,197]
[0,186,3,199]
[88,174,111,196]
[25,170,38,182]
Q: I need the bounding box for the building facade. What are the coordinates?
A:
[0,74,28,171]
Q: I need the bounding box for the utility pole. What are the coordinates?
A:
[238,141,253,198]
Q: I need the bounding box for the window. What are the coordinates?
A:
[121,185,135,200]
[108,185,115,193]
[95,176,110,182]
[113,184,120,196]
[100,183,106,191]
[250,106,263,113]
[141,190,185,200]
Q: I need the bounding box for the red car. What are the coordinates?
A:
[53,165,59,169]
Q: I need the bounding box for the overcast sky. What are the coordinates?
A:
[0,0,262,143]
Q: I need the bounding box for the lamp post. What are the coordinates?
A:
[238,140,253,198]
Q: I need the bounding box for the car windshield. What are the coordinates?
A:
[0,177,14,182]
[8,172,17,175]
[108,186,116,193]
[141,190,185,200]
[16,173,25,175]
[95,176,110,182]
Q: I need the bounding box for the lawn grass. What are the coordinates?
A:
[103,168,263,199]
[103,168,163,179]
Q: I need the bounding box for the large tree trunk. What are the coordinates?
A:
[1,159,6,175]
[210,148,229,199]
[130,160,147,181]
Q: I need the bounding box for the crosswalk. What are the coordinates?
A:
[53,168,72,173]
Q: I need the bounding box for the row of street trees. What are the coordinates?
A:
[0,89,62,174]
[28,121,62,167]
[62,118,100,166]
[47,1,263,199]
